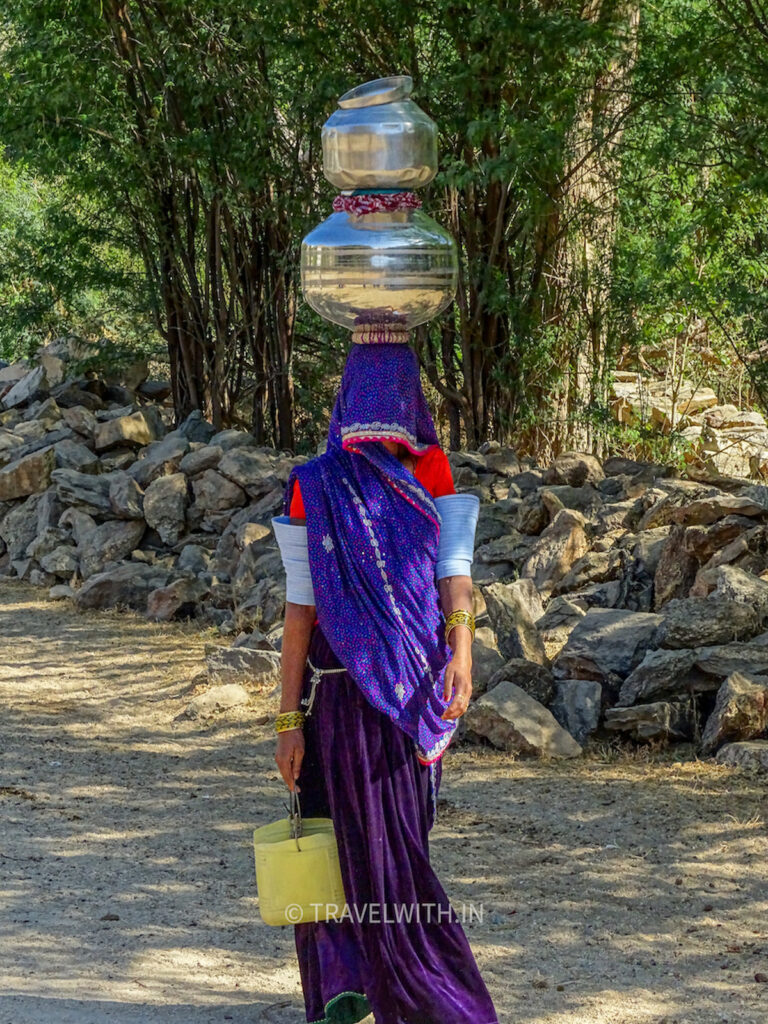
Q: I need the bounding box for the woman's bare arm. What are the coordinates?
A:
[438,574,474,720]
[274,594,316,791]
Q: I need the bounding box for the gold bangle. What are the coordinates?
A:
[444,609,475,644]
[275,710,305,733]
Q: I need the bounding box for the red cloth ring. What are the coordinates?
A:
[333,192,423,215]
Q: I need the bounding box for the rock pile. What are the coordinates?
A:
[0,344,295,638]
[2,342,768,771]
[464,447,768,771]
[610,370,768,479]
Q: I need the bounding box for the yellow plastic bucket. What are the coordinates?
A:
[253,791,347,926]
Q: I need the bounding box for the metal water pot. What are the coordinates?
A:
[302,75,458,329]
[322,76,437,190]
[301,208,458,330]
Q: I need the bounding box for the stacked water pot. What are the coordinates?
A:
[301,76,458,335]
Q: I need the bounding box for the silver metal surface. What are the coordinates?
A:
[301,209,458,329]
[338,75,412,109]
[322,76,437,190]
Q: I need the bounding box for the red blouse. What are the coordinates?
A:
[289,444,455,519]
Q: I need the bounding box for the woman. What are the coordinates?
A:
[271,341,498,1024]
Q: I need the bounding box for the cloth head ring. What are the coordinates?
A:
[351,324,411,345]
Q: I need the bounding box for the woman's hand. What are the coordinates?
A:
[441,650,473,720]
[275,728,305,791]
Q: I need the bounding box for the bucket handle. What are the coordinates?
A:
[289,787,303,851]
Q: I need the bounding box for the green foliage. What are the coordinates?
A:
[1,0,768,457]
[0,158,161,362]
[612,0,768,416]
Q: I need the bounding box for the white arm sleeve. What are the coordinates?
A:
[434,494,480,580]
[271,516,316,606]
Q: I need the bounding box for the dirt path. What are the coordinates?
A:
[0,580,767,1024]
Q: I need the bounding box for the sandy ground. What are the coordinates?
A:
[0,580,767,1024]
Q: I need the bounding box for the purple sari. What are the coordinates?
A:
[286,343,498,1024]
[286,343,458,765]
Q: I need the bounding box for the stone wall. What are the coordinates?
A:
[2,346,767,771]
[610,370,768,479]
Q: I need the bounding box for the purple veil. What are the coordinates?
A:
[285,343,457,764]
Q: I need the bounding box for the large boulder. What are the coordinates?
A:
[550,679,602,745]
[38,544,79,577]
[630,526,673,575]
[50,381,105,411]
[26,526,69,560]
[604,700,694,741]
[683,516,757,564]
[553,608,662,686]
[0,429,72,471]
[0,493,43,559]
[74,562,171,612]
[233,547,281,606]
[0,446,55,500]
[0,361,29,385]
[654,596,761,649]
[695,643,768,683]
[482,579,547,664]
[638,484,716,531]
[552,548,623,596]
[94,409,162,452]
[177,410,217,444]
[78,519,146,578]
[1,365,48,410]
[234,574,285,632]
[143,473,189,545]
[473,531,529,579]
[670,493,766,527]
[472,626,506,696]
[520,508,590,598]
[61,405,98,438]
[35,487,64,534]
[52,439,100,473]
[691,564,768,621]
[108,474,145,519]
[464,680,582,758]
[715,740,768,772]
[192,469,247,512]
[701,672,768,754]
[218,448,279,498]
[543,452,604,487]
[703,523,768,577]
[0,430,23,461]
[147,576,211,621]
[58,507,97,547]
[544,484,604,518]
[179,444,223,477]
[176,543,212,574]
[486,658,555,705]
[205,646,282,687]
[653,526,700,609]
[25,396,62,430]
[52,468,127,516]
[536,596,586,659]
[618,641,768,706]
[127,434,190,488]
[209,428,255,452]
[485,447,521,477]
[515,490,550,535]
[616,647,699,705]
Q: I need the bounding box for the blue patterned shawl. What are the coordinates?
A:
[285,343,457,764]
